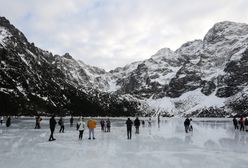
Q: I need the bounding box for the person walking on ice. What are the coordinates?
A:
[106,118,111,132]
[142,120,145,127]
[233,117,238,130]
[78,117,85,140]
[58,117,65,133]
[244,117,248,132]
[134,117,140,134]
[87,117,96,140]
[184,117,190,133]
[126,118,133,139]
[148,117,152,127]
[0,116,3,125]
[49,115,57,141]
[239,116,245,131]
[35,115,42,129]
[100,119,105,131]
[70,116,74,127]
[6,116,11,127]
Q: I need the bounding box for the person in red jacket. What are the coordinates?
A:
[239,116,245,131]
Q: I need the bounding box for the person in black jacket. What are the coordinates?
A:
[106,119,111,132]
[49,115,57,141]
[126,118,133,139]
[100,119,105,131]
[233,117,238,130]
[134,117,140,134]
[70,116,74,127]
[58,117,64,133]
[244,117,248,132]
[6,116,11,127]
[1,116,3,125]
[184,118,190,133]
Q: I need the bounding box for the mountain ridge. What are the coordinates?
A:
[0,16,141,117]
[1,16,248,117]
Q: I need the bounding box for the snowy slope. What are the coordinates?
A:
[146,89,226,116]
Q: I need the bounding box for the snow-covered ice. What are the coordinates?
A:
[0,117,248,168]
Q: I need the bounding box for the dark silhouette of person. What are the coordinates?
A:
[59,117,64,133]
[142,120,145,127]
[244,117,248,132]
[70,116,74,127]
[126,118,133,139]
[184,118,190,133]
[134,117,140,134]
[158,113,161,128]
[106,119,111,132]
[233,117,238,130]
[49,115,57,141]
[0,116,3,125]
[100,119,105,131]
[35,115,42,129]
[6,116,11,127]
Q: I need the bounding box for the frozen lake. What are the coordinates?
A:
[0,117,248,168]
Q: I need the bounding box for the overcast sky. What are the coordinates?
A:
[0,0,248,70]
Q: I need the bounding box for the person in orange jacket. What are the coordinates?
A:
[87,117,96,140]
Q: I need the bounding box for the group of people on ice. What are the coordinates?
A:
[184,117,193,133]
[232,116,248,131]
[100,119,111,132]
[1,115,195,141]
[0,116,11,127]
[48,116,150,141]
[45,115,154,141]
[126,117,148,139]
[48,115,97,141]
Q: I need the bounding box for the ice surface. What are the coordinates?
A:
[0,117,248,168]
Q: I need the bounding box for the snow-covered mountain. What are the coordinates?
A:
[0,17,140,116]
[102,21,248,117]
[1,16,248,117]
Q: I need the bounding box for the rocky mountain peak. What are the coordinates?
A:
[0,16,11,27]
[151,47,177,60]
[62,53,73,59]
[0,16,28,45]
[203,21,248,44]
